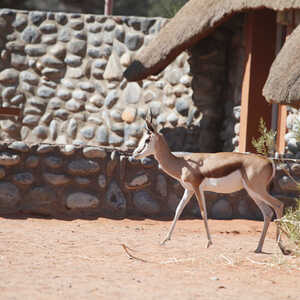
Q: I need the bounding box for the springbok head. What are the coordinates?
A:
[132,117,158,159]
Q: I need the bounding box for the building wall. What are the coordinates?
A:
[285,107,300,157]
[0,9,298,219]
[0,9,247,154]
[0,9,196,148]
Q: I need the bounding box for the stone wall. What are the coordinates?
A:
[0,141,298,219]
[0,9,201,151]
[0,141,233,218]
[0,141,182,218]
[0,9,246,154]
[286,107,300,158]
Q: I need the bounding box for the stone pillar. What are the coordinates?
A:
[220,14,245,152]
[188,25,230,152]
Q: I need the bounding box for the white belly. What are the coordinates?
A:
[201,170,243,193]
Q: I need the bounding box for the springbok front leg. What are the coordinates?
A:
[161,189,194,245]
[195,185,212,248]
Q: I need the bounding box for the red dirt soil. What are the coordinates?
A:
[0,217,299,300]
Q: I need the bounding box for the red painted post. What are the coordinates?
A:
[104,0,114,15]
[239,10,277,153]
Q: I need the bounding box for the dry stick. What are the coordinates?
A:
[121,244,151,263]
[121,244,198,264]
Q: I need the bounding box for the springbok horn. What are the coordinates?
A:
[146,110,155,133]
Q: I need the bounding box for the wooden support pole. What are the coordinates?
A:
[239,10,276,153]
[104,0,114,15]
[275,10,296,154]
[276,105,287,153]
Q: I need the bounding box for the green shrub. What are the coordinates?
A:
[251,118,276,156]
[148,0,188,18]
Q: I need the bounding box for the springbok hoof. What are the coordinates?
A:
[206,240,213,248]
[160,238,170,246]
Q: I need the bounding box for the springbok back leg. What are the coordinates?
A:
[195,186,212,248]
[252,189,289,255]
[250,197,274,253]
[161,189,194,245]
[242,180,286,253]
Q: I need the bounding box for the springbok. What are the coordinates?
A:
[132,120,288,254]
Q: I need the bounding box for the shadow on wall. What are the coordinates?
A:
[0,140,265,221]
[161,124,223,153]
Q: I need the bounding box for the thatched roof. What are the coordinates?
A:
[124,0,300,82]
[263,24,300,108]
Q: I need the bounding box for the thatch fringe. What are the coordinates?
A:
[124,0,300,82]
[263,24,300,108]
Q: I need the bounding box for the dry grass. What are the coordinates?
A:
[276,199,300,256]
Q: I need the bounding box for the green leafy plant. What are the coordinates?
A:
[148,0,188,18]
[251,118,276,156]
[163,0,187,17]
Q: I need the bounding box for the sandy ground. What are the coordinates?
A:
[0,217,299,300]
